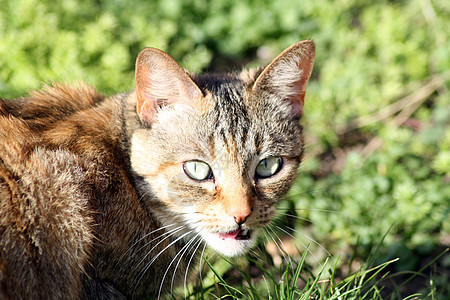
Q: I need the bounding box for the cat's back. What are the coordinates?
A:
[0,83,109,195]
[0,83,127,299]
[0,83,129,166]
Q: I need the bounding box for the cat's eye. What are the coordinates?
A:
[255,156,283,179]
[183,160,213,181]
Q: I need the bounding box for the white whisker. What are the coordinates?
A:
[197,243,208,295]
[277,212,313,224]
[170,236,201,293]
[183,237,204,299]
[264,227,293,272]
[132,226,185,272]
[281,225,332,258]
[132,228,191,291]
[157,232,201,299]
[121,224,178,259]
[267,227,291,263]
[289,208,339,213]
[273,225,326,267]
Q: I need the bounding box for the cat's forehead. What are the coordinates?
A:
[186,73,302,165]
[193,73,247,102]
[200,76,248,120]
[191,74,251,161]
[193,74,251,135]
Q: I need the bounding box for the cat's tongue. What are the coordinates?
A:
[219,228,250,240]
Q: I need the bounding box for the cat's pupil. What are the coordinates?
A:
[255,156,283,179]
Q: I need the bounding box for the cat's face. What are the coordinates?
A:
[130,41,315,257]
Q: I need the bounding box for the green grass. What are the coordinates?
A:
[1,0,449,298]
[160,226,448,300]
[168,246,449,299]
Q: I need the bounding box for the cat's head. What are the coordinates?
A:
[130,41,315,257]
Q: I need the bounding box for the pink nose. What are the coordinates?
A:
[228,206,253,226]
[234,215,248,226]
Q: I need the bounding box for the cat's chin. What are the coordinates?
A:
[200,229,258,257]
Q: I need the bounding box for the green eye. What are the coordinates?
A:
[255,156,283,179]
[183,160,213,181]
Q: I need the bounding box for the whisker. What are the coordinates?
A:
[197,243,208,295]
[181,236,204,299]
[132,227,189,290]
[266,226,291,261]
[171,235,202,291]
[276,207,340,214]
[132,226,185,271]
[121,224,178,260]
[265,227,294,273]
[276,212,313,224]
[158,232,202,299]
[273,224,326,267]
[285,184,351,198]
[248,248,263,262]
[282,225,332,258]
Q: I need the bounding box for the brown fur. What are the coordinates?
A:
[0,41,315,299]
[0,84,179,298]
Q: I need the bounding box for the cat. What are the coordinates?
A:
[0,40,315,299]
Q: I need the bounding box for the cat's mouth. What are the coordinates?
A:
[218,228,251,241]
[202,227,256,256]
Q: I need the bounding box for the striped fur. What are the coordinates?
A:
[0,40,315,299]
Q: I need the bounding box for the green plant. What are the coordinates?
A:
[1,0,449,297]
[173,246,448,299]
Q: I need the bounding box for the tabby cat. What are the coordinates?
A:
[0,40,315,299]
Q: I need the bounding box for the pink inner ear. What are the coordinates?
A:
[135,63,152,123]
[137,96,158,124]
[290,78,308,117]
[134,47,204,125]
[252,40,315,119]
[135,53,176,125]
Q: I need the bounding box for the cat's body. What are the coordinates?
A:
[0,41,315,299]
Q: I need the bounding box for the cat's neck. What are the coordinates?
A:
[123,91,141,136]
[86,92,197,298]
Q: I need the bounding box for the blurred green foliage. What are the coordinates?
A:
[1,0,449,283]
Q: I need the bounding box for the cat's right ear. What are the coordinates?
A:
[135,48,203,125]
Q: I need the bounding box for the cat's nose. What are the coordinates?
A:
[221,184,253,225]
[234,215,248,226]
[229,206,253,226]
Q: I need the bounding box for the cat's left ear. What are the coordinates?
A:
[252,40,316,117]
[135,47,203,125]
